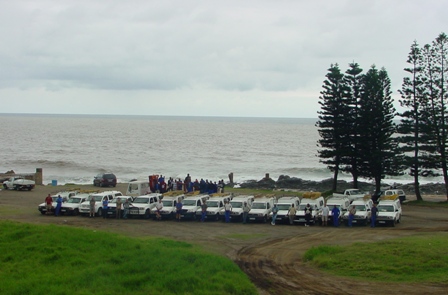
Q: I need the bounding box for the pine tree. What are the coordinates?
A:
[397,41,425,201]
[341,63,364,188]
[422,33,448,199]
[316,64,351,191]
[357,66,399,192]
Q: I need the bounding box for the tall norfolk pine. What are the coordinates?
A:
[316,64,351,191]
[317,64,399,193]
[398,33,448,200]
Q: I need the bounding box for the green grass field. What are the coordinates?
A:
[0,221,257,295]
[304,233,448,283]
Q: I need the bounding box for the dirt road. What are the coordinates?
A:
[1,184,447,295]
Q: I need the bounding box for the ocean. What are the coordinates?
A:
[0,114,437,186]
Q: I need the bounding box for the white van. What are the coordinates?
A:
[318,196,350,225]
[196,193,233,221]
[376,195,402,226]
[129,193,162,219]
[126,180,150,196]
[180,195,210,220]
[224,195,255,222]
[296,194,325,225]
[248,197,275,223]
[270,197,300,223]
[79,190,123,217]
[151,195,185,219]
[341,197,373,226]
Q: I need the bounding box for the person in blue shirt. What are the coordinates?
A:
[54,195,62,216]
[331,205,340,227]
[175,199,183,221]
[102,197,109,219]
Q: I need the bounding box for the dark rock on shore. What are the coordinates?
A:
[237,174,447,195]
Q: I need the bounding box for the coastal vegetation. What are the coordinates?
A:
[0,221,257,295]
[304,233,448,283]
[316,32,448,201]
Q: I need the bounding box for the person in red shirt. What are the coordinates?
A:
[45,194,53,215]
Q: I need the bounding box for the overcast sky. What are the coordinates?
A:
[0,0,446,118]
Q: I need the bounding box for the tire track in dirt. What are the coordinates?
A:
[236,228,448,295]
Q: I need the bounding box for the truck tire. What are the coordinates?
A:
[144,209,150,219]
[14,185,20,191]
[97,208,102,217]
[3,184,7,189]
[263,215,267,223]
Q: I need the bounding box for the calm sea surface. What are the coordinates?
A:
[0,114,431,185]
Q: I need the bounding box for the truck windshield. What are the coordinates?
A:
[133,198,149,204]
[162,200,173,207]
[277,204,291,210]
[252,203,266,209]
[230,201,243,208]
[67,198,83,203]
[207,201,219,207]
[355,205,366,211]
[183,200,197,206]
[378,205,394,212]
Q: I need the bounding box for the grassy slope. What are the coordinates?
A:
[304,233,448,283]
[0,221,257,295]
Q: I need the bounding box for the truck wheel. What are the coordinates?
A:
[391,220,396,227]
[73,209,79,216]
[97,208,102,217]
[215,214,220,221]
[3,184,7,189]
[14,185,20,191]
[144,209,150,219]
[263,215,267,223]
[40,211,46,215]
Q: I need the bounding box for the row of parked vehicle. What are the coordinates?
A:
[37,187,403,226]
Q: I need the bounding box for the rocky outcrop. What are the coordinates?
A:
[237,175,447,195]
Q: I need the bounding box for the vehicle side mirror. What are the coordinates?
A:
[395,209,398,212]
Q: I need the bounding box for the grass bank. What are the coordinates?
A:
[0,221,257,295]
[304,233,448,283]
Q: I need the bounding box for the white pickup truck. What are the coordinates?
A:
[332,189,367,202]
[3,176,35,191]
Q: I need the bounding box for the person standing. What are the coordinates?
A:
[116,198,122,219]
[45,194,53,215]
[102,197,109,219]
[54,195,62,216]
[224,200,232,223]
[331,205,340,227]
[271,204,279,225]
[123,198,130,219]
[200,200,207,222]
[287,204,296,225]
[321,202,329,226]
[175,198,183,221]
[242,202,250,224]
[89,196,96,218]
[304,203,313,227]
[155,199,163,221]
[371,203,378,228]
[348,204,356,227]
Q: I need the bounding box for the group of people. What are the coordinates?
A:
[97,197,131,219]
[148,174,226,195]
[45,193,62,216]
[305,202,379,228]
